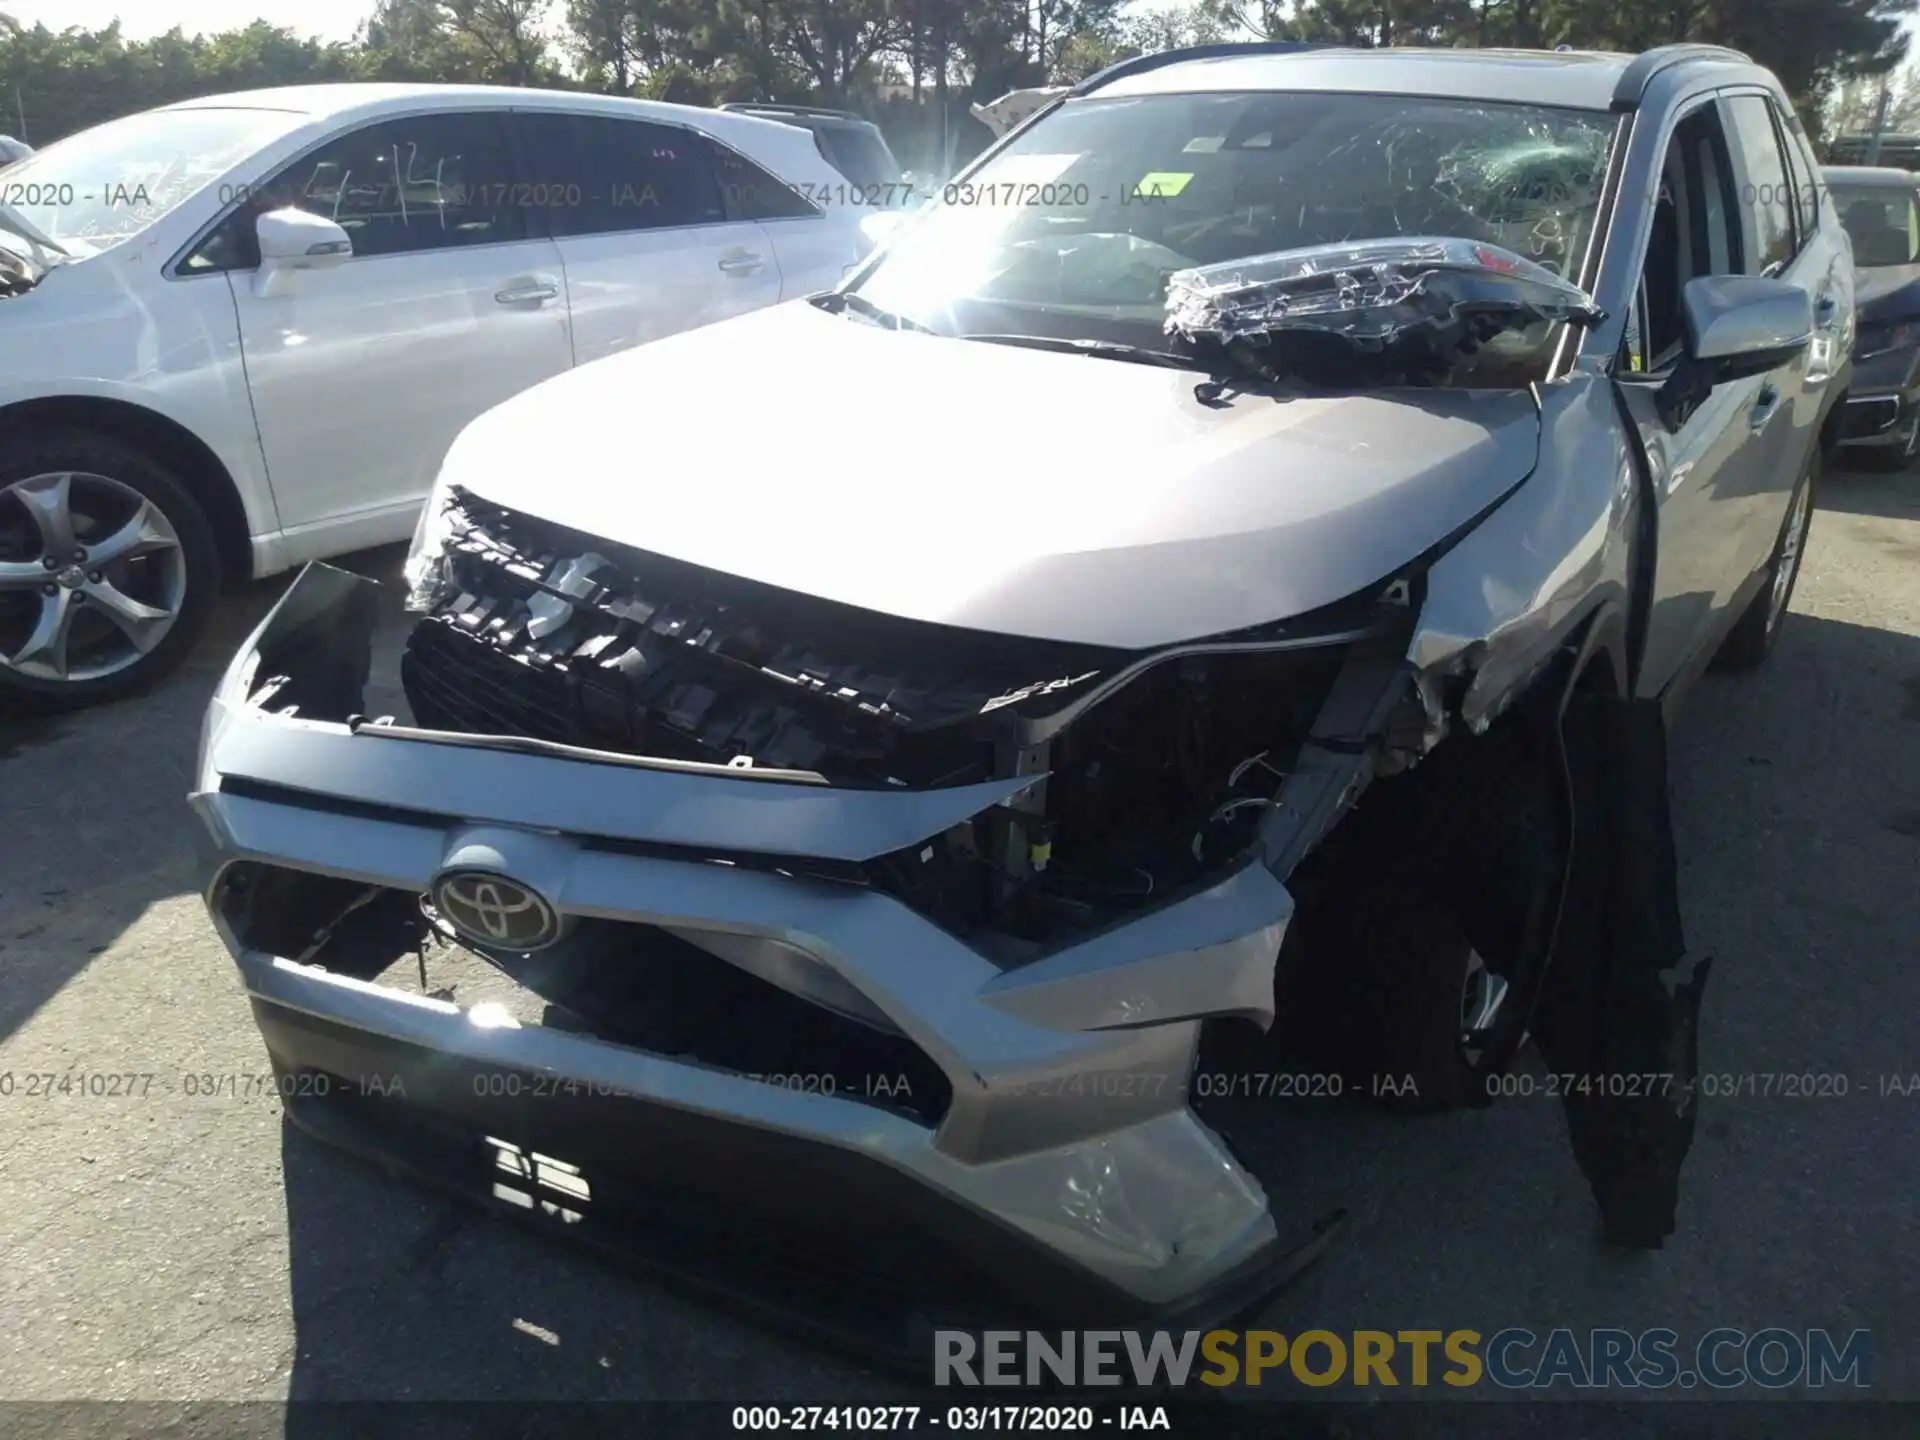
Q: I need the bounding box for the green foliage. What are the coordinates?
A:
[0,0,1909,155]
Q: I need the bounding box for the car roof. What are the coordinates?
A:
[1823,164,1919,188]
[157,83,799,146]
[1088,45,1749,113]
[726,106,878,132]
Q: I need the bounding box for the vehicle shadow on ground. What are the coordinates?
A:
[270,600,1920,1411]
[1818,458,1920,520]
[0,547,409,1047]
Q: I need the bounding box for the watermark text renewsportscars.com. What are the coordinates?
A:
[934,1328,1872,1390]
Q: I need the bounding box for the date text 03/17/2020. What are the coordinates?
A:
[730,1406,1173,1432]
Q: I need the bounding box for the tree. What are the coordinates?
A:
[1828,64,1920,138]
[1125,0,1233,53]
[564,0,641,91]
[1053,27,1132,80]
[5,0,1915,160]
[440,0,556,86]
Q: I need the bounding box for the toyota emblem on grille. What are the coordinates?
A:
[431,870,561,951]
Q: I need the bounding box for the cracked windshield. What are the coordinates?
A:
[854,90,1616,384]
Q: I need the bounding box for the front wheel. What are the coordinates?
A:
[1714,446,1816,673]
[0,430,220,711]
[1281,871,1522,1114]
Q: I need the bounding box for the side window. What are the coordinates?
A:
[1778,113,1819,240]
[704,135,820,221]
[1723,95,1796,274]
[1621,106,1742,373]
[513,112,726,236]
[180,111,526,272]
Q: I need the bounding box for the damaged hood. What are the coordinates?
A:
[1854,262,1920,324]
[441,299,1542,649]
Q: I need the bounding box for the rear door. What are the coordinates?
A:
[700,134,855,294]
[511,110,781,368]
[218,108,572,539]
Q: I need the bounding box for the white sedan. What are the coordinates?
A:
[0,83,872,707]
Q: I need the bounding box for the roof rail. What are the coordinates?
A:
[1073,40,1337,97]
[719,102,864,122]
[1611,43,1751,109]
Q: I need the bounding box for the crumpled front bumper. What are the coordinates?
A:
[191,564,1333,1348]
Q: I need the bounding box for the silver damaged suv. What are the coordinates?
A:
[191,42,1851,1349]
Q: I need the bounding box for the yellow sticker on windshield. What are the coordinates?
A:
[1133,172,1193,198]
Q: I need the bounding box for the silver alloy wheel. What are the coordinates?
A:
[0,471,186,683]
[1459,948,1510,1066]
[1766,479,1812,634]
[1903,413,1920,461]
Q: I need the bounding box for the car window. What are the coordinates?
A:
[513,112,726,236]
[1779,119,1819,238]
[855,90,1615,386]
[274,111,526,257]
[4,106,304,258]
[180,111,527,272]
[1621,106,1741,372]
[703,135,819,221]
[1724,95,1796,275]
[1829,184,1920,266]
[812,124,901,190]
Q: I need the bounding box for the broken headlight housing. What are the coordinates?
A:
[403,475,462,613]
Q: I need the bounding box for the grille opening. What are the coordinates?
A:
[401,493,1118,788]
[216,862,951,1125]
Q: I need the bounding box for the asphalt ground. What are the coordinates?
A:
[2,460,1917,1438]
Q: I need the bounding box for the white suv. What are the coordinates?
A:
[0,84,868,708]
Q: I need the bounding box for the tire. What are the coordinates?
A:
[1350,881,1510,1113]
[0,428,220,712]
[1280,868,1515,1115]
[1714,444,1817,673]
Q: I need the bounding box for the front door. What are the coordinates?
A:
[223,109,573,542]
[1614,101,1774,699]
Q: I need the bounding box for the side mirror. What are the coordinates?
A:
[257,207,352,269]
[1657,275,1813,429]
[1683,274,1813,378]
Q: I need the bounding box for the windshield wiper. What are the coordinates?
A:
[810,290,933,333]
[0,202,71,271]
[959,333,1212,371]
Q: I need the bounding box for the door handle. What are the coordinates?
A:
[1815,294,1838,321]
[1749,382,1781,431]
[717,252,765,276]
[495,280,559,305]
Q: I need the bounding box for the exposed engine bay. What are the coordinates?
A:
[402,489,1406,952]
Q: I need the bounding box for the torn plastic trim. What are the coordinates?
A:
[200,564,1050,866]
[1255,644,1426,883]
[1164,236,1606,349]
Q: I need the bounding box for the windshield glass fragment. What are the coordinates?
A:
[851,91,1617,388]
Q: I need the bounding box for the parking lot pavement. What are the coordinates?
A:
[1,465,1917,1418]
